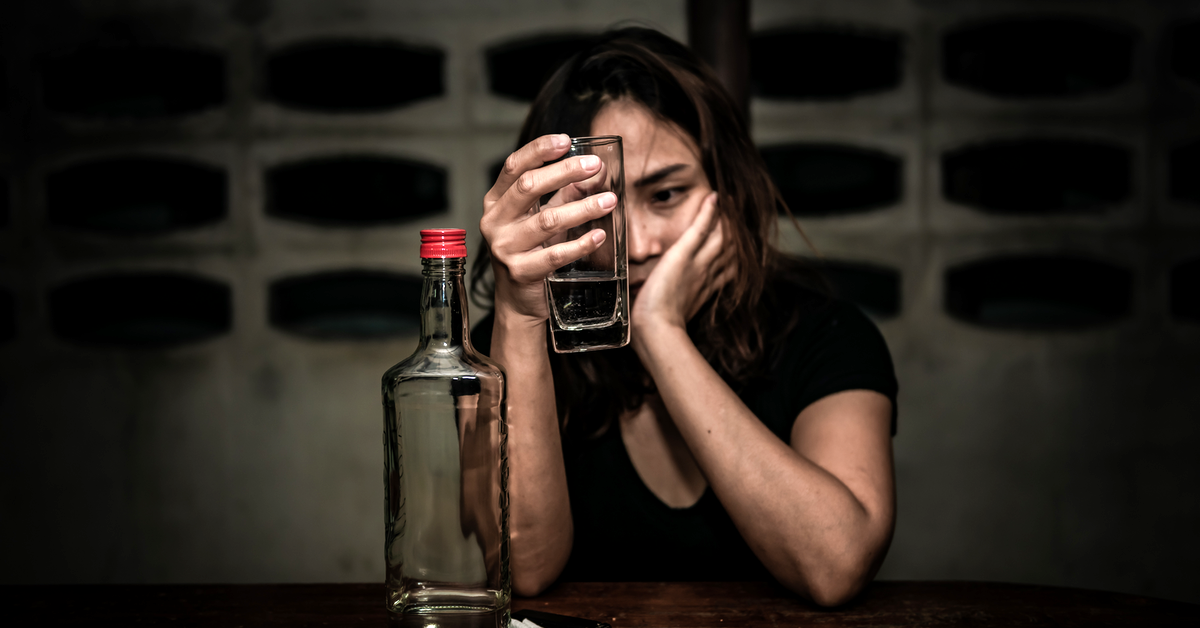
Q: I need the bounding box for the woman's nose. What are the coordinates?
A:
[627,213,660,263]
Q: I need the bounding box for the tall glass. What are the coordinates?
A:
[536,136,630,353]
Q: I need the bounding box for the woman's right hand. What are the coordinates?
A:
[480,133,617,326]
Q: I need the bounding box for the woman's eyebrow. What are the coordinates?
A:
[632,163,689,188]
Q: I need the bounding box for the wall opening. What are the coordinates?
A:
[0,287,13,342]
[751,27,903,100]
[1169,141,1200,206]
[40,45,225,118]
[1170,258,1200,322]
[813,259,901,319]
[49,273,231,347]
[486,33,593,101]
[1170,21,1200,87]
[761,143,901,216]
[47,157,226,235]
[943,17,1134,98]
[945,255,1132,330]
[269,270,422,339]
[942,139,1130,214]
[266,156,447,226]
[267,40,443,112]
[1,174,9,228]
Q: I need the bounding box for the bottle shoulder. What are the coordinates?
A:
[465,347,506,379]
[382,345,503,386]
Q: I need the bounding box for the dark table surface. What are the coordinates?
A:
[5,580,1198,627]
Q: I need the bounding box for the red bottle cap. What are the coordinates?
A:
[420,228,468,258]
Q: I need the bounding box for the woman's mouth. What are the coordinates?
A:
[629,282,643,301]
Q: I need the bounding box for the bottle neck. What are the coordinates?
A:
[419,257,471,352]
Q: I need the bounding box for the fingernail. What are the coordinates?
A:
[591,230,606,244]
[581,155,601,169]
[553,134,570,149]
[597,192,616,208]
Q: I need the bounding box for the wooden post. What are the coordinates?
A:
[687,0,751,122]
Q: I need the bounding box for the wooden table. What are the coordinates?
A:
[5,581,1197,627]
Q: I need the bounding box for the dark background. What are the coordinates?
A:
[1,0,1198,604]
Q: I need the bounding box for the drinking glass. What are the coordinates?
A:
[536,135,629,353]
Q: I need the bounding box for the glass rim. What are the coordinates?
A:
[571,135,621,146]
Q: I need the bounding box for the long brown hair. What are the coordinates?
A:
[472,27,825,439]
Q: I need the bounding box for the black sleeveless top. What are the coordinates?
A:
[471,284,898,582]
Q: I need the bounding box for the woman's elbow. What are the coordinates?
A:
[510,550,569,598]
[774,564,869,608]
[777,543,886,607]
[804,570,870,608]
[512,571,555,598]
[509,524,572,597]
[510,549,567,597]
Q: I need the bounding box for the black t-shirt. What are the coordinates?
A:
[470,283,898,582]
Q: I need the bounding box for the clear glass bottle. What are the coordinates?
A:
[382,229,509,627]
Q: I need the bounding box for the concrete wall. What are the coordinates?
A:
[1,0,1197,604]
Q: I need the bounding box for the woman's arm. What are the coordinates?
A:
[640,328,894,605]
[632,194,895,606]
[489,304,572,597]
[479,134,616,595]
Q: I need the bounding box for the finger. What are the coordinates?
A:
[572,161,609,196]
[713,264,737,290]
[540,172,593,210]
[496,154,605,221]
[676,191,720,256]
[486,190,612,268]
[510,229,607,282]
[696,225,731,301]
[487,134,571,203]
[521,191,617,247]
[695,215,725,268]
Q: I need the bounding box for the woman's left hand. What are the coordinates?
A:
[630,191,734,349]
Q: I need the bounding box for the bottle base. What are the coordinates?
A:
[388,607,509,628]
[388,581,510,628]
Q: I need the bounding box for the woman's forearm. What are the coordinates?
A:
[490,306,573,596]
[635,324,894,606]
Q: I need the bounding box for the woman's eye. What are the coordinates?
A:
[652,188,684,203]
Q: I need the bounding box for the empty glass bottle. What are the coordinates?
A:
[382,229,509,627]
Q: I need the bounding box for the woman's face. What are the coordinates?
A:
[590,100,713,304]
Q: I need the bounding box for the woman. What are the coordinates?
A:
[474,27,897,606]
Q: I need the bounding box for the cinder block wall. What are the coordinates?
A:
[1,0,1198,603]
